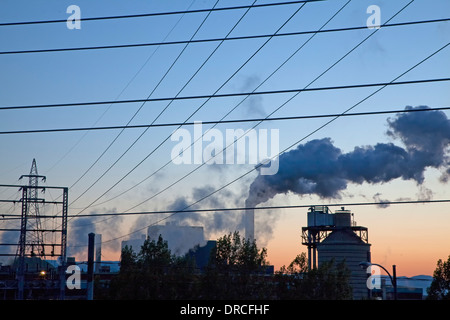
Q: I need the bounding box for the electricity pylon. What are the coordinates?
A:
[16,158,47,299]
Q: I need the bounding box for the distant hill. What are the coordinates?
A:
[380,274,433,297]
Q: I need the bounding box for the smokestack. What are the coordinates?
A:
[245,209,255,241]
[87,233,95,301]
[95,234,102,273]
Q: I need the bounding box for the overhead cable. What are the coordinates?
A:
[1,18,448,55]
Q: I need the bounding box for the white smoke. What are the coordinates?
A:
[246,106,450,207]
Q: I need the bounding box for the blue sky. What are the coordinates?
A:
[0,0,449,275]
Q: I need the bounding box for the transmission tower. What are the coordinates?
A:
[0,158,70,300]
[17,158,47,259]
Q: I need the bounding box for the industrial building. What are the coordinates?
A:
[120,224,220,273]
[148,222,206,256]
[121,234,147,253]
[185,240,217,271]
[122,222,207,257]
[302,206,371,300]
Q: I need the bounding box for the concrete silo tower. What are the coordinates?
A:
[302,206,371,300]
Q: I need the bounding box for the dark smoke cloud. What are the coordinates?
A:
[246,106,450,207]
[373,193,390,208]
[387,105,450,182]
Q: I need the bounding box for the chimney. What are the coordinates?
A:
[245,209,255,241]
[87,233,95,300]
[94,234,102,273]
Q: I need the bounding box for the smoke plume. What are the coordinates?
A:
[67,207,123,258]
[168,185,244,237]
[246,106,450,207]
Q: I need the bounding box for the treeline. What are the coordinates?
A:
[427,255,450,300]
[95,231,353,300]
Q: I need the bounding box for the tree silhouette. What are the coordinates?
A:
[201,231,270,299]
[427,255,450,300]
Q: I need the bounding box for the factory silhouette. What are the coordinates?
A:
[0,203,431,300]
[1,106,447,299]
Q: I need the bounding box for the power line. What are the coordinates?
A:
[68,198,450,247]
[68,0,415,218]
[63,0,260,206]
[55,1,316,227]
[1,77,448,112]
[65,0,223,207]
[3,199,450,219]
[148,41,448,241]
[61,199,450,217]
[4,2,448,261]
[0,0,325,27]
[67,0,420,233]
[51,0,265,229]
[1,18,448,55]
[1,106,449,135]
[1,0,447,256]
[97,2,449,243]
[66,1,308,216]
[43,0,198,175]
[66,0,353,217]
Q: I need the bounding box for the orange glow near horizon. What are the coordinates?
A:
[79,240,444,278]
[262,203,450,277]
[75,202,449,279]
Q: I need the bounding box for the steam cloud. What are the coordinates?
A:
[67,207,123,258]
[168,185,245,237]
[246,106,450,207]
[130,106,450,247]
[130,184,246,243]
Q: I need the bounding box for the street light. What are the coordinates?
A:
[359,262,397,300]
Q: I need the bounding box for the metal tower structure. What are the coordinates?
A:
[16,159,48,299]
[301,206,371,299]
[301,206,369,270]
[0,159,68,300]
[17,158,47,260]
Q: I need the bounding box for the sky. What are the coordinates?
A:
[0,0,449,277]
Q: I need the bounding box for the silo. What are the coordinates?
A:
[316,209,371,300]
